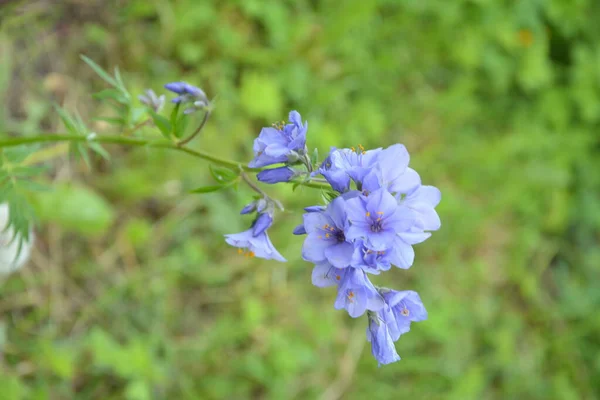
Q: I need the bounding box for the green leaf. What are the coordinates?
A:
[320,189,338,204]
[89,142,111,161]
[311,148,319,167]
[209,164,238,184]
[92,88,128,104]
[93,116,125,125]
[80,55,117,87]
[149,110,172,139]
[55,105,80,135]
[190,184,226,194]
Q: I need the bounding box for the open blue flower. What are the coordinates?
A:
[224,228,286,262]
[355,144,421,198]
[311,262,347,288]
[380,289,427,341]
[334,268,384,317]
[248,110,308,168]
[345,188,415,250]
[301,196,354,268]
[224,212,285,262]
[366,311,401,365]
[401,185,442,231]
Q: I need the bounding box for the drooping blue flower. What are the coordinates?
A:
[345,188,416,251]
[224,228,286,262]
[311,262,347,288]
[334,268,384,317]
[301,196,354,268]
[257,166,296,184]
[248,110,308,168]
[224,212,285,262]
[379,289,427,341]
[366,311,401,365]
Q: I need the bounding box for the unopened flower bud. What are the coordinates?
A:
[257,167,296,184]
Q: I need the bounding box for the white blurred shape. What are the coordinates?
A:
[0,203,33,276]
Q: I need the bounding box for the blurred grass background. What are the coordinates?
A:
[1,0,600,398]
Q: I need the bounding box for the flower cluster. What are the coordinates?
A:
[164,82,209,114]
[250,110,309,182]
[297,143,440,364]
[224,110,441,365]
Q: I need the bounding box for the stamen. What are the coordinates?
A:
[365,211,370,217]
[325,233,330,238]
[336,275,341,281]
[401,308,410,317]
[237,248,244,254]
[347,290,355,302]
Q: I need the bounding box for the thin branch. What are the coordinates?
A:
[0,134,331,190]
[177,110,210,146]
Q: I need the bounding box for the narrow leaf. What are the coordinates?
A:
[149,110,172,139]
[80,55,117,87]
[189,185,225,194]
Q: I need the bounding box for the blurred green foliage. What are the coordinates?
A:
[1,0,600,398]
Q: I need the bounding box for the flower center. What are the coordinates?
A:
[237,248,255,258]
[369,211,384,232]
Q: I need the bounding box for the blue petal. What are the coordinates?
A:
[324,241,354,268]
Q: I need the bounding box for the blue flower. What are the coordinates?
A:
[138,89,165,112]
[351,239,392,274]
[319,146,381,192]
[257,166,296,184]
[345,188,416,251]
[366,311,401,365]
[164,82,209,113]
[248,110,308,168]
[379,289,427,341]
[401,185,442,231]
[360,144,421,195]
[224,212,285,262]
[292,205,324,235]
[334,268,384,317]
[301,196,354,268]
[311,262,346,287]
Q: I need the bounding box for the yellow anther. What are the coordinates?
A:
[318,235,323,239]
[351,146,356,152]
[336,275,341,281]
[376,217,382,222]
[401,308,410,317]
[325,233,331,238]
[237,248,244,254]
[376,211,384,215]
[347,291,355,301]
[365,211,370,217]
[323,224,329,229]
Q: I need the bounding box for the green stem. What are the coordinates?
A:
[0,134,329,190]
